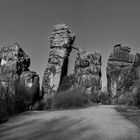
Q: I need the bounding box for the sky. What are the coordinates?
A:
[0,0,140,87]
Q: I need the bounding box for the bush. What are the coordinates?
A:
[89,92,99,103]
[0,96,8,123]
[118,92,136,105]
[32,101,43,110]
[135,80,140,107]
[0,87,14,122]
[117,80,140,106]
[14,82,34,113]
[32,98,52,110]
[43,97,53,109]
[100,92,111,105]
[58,75,70,92]
[58,74,75,92]
[52,87,89,109]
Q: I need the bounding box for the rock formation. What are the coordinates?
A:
[73,49,102,95]
[134,52,140,79]
[106,44,136,101]
[0,43,40,121]
[42,24,75,98]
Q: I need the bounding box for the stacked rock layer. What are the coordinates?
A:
[106,44,136,100]
[42,24,75,98]
[73,49,102,94]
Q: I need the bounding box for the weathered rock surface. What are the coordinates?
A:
[73,49,102,95]
[134,53,140,79]
[106,44,136,101]
[18,71,40,101]
[42,24,75,98]
[0,43,40,121]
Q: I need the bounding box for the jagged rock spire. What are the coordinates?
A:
[42,24,75,98]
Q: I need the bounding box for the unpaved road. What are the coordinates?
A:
[0,105,140,140]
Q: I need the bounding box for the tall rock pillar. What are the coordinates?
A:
[106,44,135,101]
[42,24,75,98]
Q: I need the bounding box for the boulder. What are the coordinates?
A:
[42,24,75,98]
[73,49,102,95]
[0,43,40,121]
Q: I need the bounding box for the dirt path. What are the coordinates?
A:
[0,105,140,140]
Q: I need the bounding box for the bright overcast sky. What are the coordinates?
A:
[0,0,140,87]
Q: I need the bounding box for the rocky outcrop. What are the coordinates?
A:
[73,49,102,95]
[134,53,140,79]
[42,24,75,98]
[106,44,136,101]
[0,43,40,121]
[18,71,40,102]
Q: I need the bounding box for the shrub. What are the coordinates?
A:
[117,92,136,105]
[117,80,140,106]
[32,98,52,110]
[134,80,140,107]
[89,92,99,103]
[58,74,75,92]
[0,96,8,123]
[0,87,14,122]
[14,82,34,113]
[52,87,88,109]
[32,101,43,110]
[43,97,53,109]
[100,92,111,105]
[58,75,70,92]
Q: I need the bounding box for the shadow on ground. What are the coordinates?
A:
[1,105,140,140]
[0,111,96,140]
[116,106,140,129]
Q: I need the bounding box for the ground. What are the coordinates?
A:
[0,105,140,140]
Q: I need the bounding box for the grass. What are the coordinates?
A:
[34,87,90,110]
[116,105,140,129]
[52,87,89,109]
